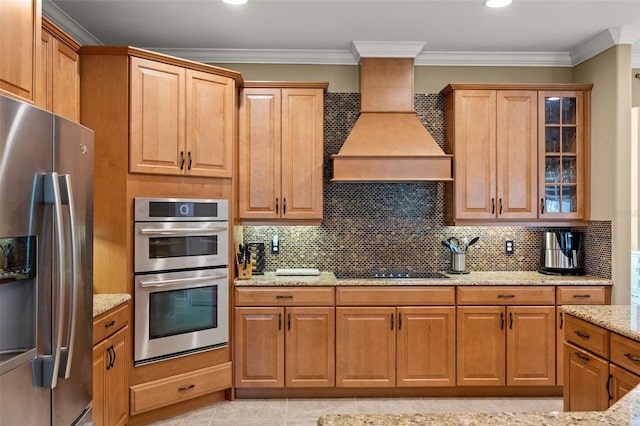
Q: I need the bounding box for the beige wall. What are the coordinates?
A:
[214,63,573,93]
[634,68,640,107]
[574,45,633,304]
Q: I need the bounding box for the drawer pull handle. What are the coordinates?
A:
[624,353,640,363]
[498,294,515,299]
[105,320,116,328]
[575,352,590,362]
[574,330,590,339]
[572,294,592,299]
[275,295,293,300]
[178,384,196,391]
[607,373,613,400]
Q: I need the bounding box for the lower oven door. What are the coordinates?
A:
[134,268,229,364]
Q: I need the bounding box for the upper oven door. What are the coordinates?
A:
[134,221,229,273]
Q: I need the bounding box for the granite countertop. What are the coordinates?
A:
[93,293,131,318]
[319,305,640,425]
[561,304,640,342]
[235,271,612,287]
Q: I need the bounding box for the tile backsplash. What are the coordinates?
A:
[242,93,611,278]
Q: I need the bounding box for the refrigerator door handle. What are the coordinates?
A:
[41,172,66,389]
[57,175,77,379]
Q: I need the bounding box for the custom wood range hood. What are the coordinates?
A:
[331,45,453,182]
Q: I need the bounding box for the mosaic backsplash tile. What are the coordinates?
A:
[243,93,612,278]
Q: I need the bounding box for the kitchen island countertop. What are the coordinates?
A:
[93,293,131,317]
[235,271,611,287]
[319,304,640,426]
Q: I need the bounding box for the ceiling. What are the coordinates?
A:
[45,0,640,67]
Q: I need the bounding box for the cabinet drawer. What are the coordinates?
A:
[235,287,334,306]
[93,302,129,345]
[457,286,555,305]
[556,286,608,305]
[610,333,640,376]
[336,287,455,306]
[564,315,609,358]
[129,362,232,415]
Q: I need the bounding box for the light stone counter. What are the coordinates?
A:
[235,271,611,287]
[93,293,131,318]
[319,305,640,425]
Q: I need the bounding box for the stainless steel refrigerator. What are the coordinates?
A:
[0,94,93,425]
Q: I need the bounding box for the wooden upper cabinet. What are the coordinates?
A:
[442,83,591,226]
[0,0,41,102]
[129,56,235,177]
[36,18,80,122]
[238,83,326,222]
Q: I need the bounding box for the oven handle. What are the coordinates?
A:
[139,274,228,288]
[139,227,227,236]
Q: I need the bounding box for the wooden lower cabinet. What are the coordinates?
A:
[610,364,640,405]
[93,302,129,426]
[457,305,555,386]
[563,342,610,411]
[336,306,456,388]
[234,306,334,388]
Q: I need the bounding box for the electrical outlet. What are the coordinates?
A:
[271,235,279,254]
[505,240,514,255]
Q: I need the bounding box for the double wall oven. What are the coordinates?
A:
[133,198,229,365]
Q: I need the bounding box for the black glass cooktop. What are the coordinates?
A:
[334,271,450,280]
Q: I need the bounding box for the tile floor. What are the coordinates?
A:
[148,397,563,426]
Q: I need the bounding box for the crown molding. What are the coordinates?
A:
[149,48,357,64]
[414,51,573,67]
[571,26,639,66]
[350,41,426,62]
[42,0,102,46]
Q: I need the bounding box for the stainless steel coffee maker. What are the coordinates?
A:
[539,231,585,275]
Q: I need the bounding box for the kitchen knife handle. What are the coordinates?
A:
[283,198,287,215]
[180,151,185,170]
[540,198,545,214]
[188,151,192,170]
[275,198,279,214]
[491,198,495,214]
[499,198,503,215]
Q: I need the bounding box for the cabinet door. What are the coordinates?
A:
[336,307,395,387]
[451,90,497,219]
[496,91,537,219]
[107,327,128,426]
[51,39,79,122]
[238,88,282,219]
[285,307,335,387]
[397,307,455,387]
[563,342,609,411]
[0,0,40,102]
[130,57,185,175]
[280,88,324,220]
[185,70,234,177]
[92,339,108,426]
[234,307,284,388]
[457,306,505,386]
[610,363,640,406]
[506,306,555,386]
[539,91,587,220]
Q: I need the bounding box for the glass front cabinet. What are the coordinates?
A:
[539,90,589,221]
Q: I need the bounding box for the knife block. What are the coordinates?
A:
[237,261,252,280]
[246,242,265,275]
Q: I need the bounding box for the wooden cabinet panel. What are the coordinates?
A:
[495,90,537,219]
[0,0,40,102]
[563,342,609,412]
[185,69,234,177]
[336,307,396,387]
[129,57,185,175]
[286,307,335,387]
[506,306,555,386]
[107,327,128,426]
[456,306,505,386]
[397,307,456,387]
[610,363,640,406]
[235,287,334,306]
[610,333,640,376]
[238,84,325,222]
[234,307,284,388]
[336,286,455,306]
[457,286,555,305]
[564,314,609,358]
[94,302,129,344]
[92,339,108,426]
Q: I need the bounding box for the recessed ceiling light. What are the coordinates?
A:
[223,0,247,4]
[484,0,512,7]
